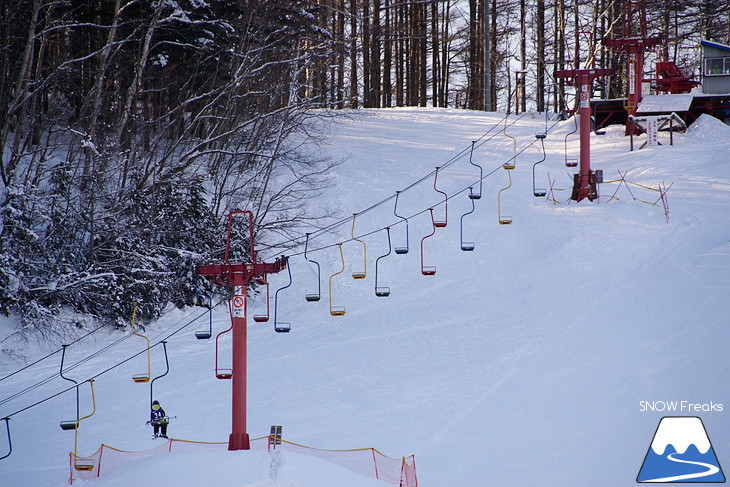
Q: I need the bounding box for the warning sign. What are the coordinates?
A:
[232,295,245,317]
[580,91,589,108]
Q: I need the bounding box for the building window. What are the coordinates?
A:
[705,57,730,76]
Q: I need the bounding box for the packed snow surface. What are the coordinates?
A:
[1,108,729,487]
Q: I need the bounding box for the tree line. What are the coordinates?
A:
[1,0,727,337]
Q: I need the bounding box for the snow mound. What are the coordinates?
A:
[686,113,730,142]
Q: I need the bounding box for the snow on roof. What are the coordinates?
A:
[636,94,694,113]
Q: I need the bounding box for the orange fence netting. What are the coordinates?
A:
[69,436,417,486]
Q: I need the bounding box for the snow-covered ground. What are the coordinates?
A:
[1,107,729,487]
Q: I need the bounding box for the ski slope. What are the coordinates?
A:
[1,107,729,487]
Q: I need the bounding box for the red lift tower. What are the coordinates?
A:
[602,1,662,133]
[197,210,286,450]
[556,68,612,202]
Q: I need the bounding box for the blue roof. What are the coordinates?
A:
[701,40,730,52]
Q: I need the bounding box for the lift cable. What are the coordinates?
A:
[262,114,563,262]
[1,304,219,420]
[258,112,526,256]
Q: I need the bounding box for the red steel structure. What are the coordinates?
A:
[602,1,661,132]
[198,211,286,450]
[556,68,612,202]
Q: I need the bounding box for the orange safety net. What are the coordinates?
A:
[69,436,417,486]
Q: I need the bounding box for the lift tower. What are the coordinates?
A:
[197,210,286,450]
[556,68,612,202]
[602,1,661,133]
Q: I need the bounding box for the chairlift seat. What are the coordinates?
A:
[468,193,481,200]
[394,247,408,255]
[305,294,320,302]
[535,133,547,139]
[534,189,547,197]
[60,421,78,431]
[503,162,515,170]
[499,217,513,225]
[375,287,391,297]
[352,272,366,280]
[133,374,150,383]
[216,369,233,380]
[595,130,606,135]
[274,323,291,333]
[461,242,475,251]
[74,459,95,471]
[253,315,269,323]
[566,159,578,168]
[421,266,436,276]
[330,307,346,317]
[195,331,212,340]
[433,221,447,228]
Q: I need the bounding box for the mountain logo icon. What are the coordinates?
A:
[637,416,725,483]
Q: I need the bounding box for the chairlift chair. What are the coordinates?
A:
[468,141,483,199]
[420,209,437,275]
[374,227,392,297]
[393,191,409,254]
[350,214,366,279]
[70,380,96,471]
[533,134,548,197]
[304,233,321,302]
[273,256,292,333]
[194,277,213,339]
[59,345,81,430]
[328,244,346,316]
[498,168,513,225]
[253,279,270,322]
[432,167,448,227]
[215,318,234,379]
[564,110,578,167]
[460,188,476,251]
[130,304,151,383]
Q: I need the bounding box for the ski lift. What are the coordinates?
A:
[351,214,366,279]
[272,256,292,333]
[215,316,234,379]
[498,167,513,225]
[130,304,151,383]
[420,209,437,275]
[149,341,169,408]
[393,191,409,254]
[59,344,81,431]
[468,141,483,199]
[253,278,270,322]
[533,133,548,197]
[71,380,96,471]
[564,109,578,167]
[374,227,392,297]
[304,233,321,302]
[433,167,448,227]
[0,417,10,460]
[194,277,213,340]
[329,244,346,316]
[460,188,476,251]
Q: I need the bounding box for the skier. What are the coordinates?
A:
[149,400,169,438]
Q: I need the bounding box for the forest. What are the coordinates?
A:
[1,0,728,338]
